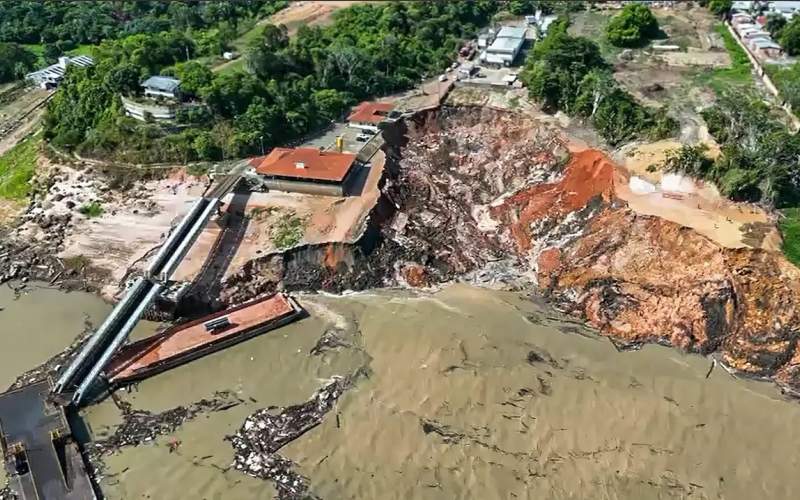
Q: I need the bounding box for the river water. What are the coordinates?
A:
[2,283,800,499]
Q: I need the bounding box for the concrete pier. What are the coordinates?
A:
[0,380,95,499]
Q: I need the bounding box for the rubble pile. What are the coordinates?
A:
[228,377,349,499]
[0,163,115,288]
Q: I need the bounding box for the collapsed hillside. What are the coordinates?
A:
[221,105,800,394]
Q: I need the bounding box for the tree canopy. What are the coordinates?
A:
[780,17,800,56]
[0,43,36,83]
[44,1,499,164]
[0,1,285,45]
[605,3,660,48]
[691,91,800,207]
[521,16,675,146]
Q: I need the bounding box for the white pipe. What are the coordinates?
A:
[158,198,219,283]
[146,199,208,278]
[72,282,163,406]
[54,277,146,393]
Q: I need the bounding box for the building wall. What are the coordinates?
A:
[144,88,178,99]
[121,96,176,121]
[263,178,345,197]
[348,121,380,132]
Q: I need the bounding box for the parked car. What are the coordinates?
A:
[438,74,448,82]
[356,134,371,142]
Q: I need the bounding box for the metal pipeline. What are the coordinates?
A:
[72,282,163,406]
[146,198,208,278]
[54,277,147,394]
[158,198,220,282]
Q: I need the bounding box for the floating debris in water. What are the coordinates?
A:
[93,391,243,453]
[228,377,350,499]
[310,329,350,355]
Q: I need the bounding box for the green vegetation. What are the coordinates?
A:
[521,16,676,146]
[605,3,659,48]
[765,63,800,111]
[0,1,282,46]
[766,13,788,38]
[78,201,104,218]
[0,136,39,200]
[698,23,753,94]
[780,16,800,56]
[45,1,499,164]
[668,91,800,208]
[701,0,733,16]
[0,43,37,83]
[779,208,800,266]
[271,212,306,249]
[507,0,569,16]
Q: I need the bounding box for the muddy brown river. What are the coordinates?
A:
[2,283,800,499]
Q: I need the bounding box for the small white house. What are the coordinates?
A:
[142,76,181,100]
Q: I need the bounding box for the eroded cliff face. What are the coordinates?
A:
[223,105,800,394]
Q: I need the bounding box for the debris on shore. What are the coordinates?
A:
[228,377,350,499]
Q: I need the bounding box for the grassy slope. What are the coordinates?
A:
[0,136,39,200]
[698,23,753,93]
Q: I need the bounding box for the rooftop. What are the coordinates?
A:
[489,36,524,52]
[347,101,395,124]
[252,147,358,182]
[496,26,527,39]
[142,75,181,93]
[25,55,94,81]
[751,38,782,49]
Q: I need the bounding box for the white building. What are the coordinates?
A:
[25,55,94,89]
[731,1,755,12]
[480,26,526,66]
[141,76,181,100]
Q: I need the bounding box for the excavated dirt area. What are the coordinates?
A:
[224,104,800,396]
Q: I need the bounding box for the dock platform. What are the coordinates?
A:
[106,293,302,385]
[0,380,95,499]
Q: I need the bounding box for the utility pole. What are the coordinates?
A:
[259,135,264,155]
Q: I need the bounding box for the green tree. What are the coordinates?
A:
[766,13,787,37]
[781,17,800,56]
[606,3,659,48]
[312,89,350,122]
[172,61,212,97]
[707,0,733,16]
[0,43,37,83]
[246,23,290,80]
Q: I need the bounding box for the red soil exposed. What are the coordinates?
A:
[493,150,616,251]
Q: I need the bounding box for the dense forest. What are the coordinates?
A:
[45,1,498,163]
[0,43,37,83]
[0,1,283,45]
[520,16,676,145]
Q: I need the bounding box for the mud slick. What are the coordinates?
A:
[228,377,351,499]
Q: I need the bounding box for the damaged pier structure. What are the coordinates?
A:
[0,381,95,499]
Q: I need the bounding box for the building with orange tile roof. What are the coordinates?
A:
[347,101,396,131]
[250,147,359,196]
